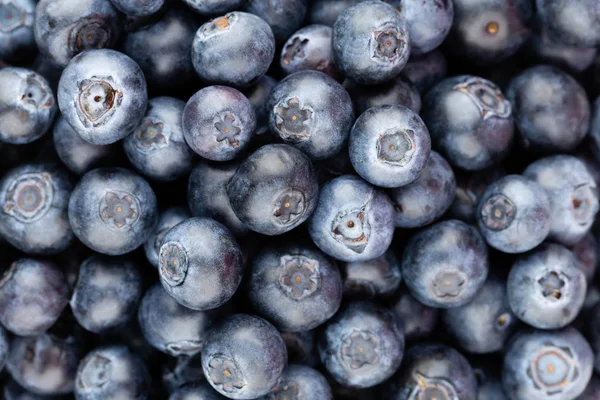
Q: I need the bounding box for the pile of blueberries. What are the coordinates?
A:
[3,0,600,399]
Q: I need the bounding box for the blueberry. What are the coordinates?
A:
[570,233,598,283]
[281,330,319,367]
[389,151,456,228]
[125,97,195,181]
[7,333,81,396]
[589,303,600,374]
[401,219,489,308]
[257,364,332,400]
[506,65,590,152]
[0,67,57,144]
[109,0,163,16]
[529,25,597,73]
[68,168,158,255]
[308,0,360,26]
[158,217,243,311]
[248,243,343,332]
[191,12,275,87]
[184,0,245,16]
[308,175,395,262]
[74,345,150,400]
[243,75,277,136]
[342,250,402,299]
[332,1,410,85]
[0,324,8,373]
[0,163,73,254]
[476,174,551,253]
[590,96,600,162]
[138,283,215,357]
[170,383,227,400]
[319,301,404,388]
[162,355,205,395]
[280,24,339,79]
[507,243,586,329]
[267,71,354,160]
[144,206,190,268]
[503,327,594,400]
[423,75,514,171]
[450,167,505,222]
[243,0,307,45]
[394,0,454,55]
[384,343,477,400]
[400,49,447,94]
[473,364,508,400]
[34,0,122,68]
[390,289,439,342]
[70,254,142,334]
[536,0,600,47]
[0,0,36,62]
[227,144,319,235]
[201,314,287,399]
[0,259,69,336]
[344,74,421,116]
[523,155,599,246]
[183,86,256,161]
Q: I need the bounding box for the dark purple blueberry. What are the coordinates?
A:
[400,49,447,94]
[342,250,402,300]
[570,233,598,283]
[0,0,36,62]
[243,0,307,45]
[344,75,421,116]
[280,24,339,79]
[536,0,600,47]
[391,289,439,342]
[395,0,454,55]
[450,167,506,222]
[109,0,164,16]
[257,364,332,400]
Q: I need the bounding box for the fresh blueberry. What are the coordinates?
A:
[34,0,122,68]
[401,219,489,308]
[144,206,190,268]
[74,345,150,400]
[570,233,598,283]
[201,314,287,399]
[473,363,508,400]
[400,49,447,94]
[0,259,69,336]
[68,167,158,255]
[162,355,205,395]
[308,175,395,262]
[390,289,439,342]
[450,167,506,222]
[243,0,307,45]
[389,151,456,228]
[248,243,343,332]
[191,12,275,87]
[523,155,599,246]
[0,67,57,144]
[319,301,404,388]
[184,0,245,16]
[281,330,319,367]
[423,75,514,171]
[332,1,410,85]
[536,0,600,47]
[138,283,215,357]
[109,0,164,16]
[280,24,339,79]
[588,303,600,374]
[344,75,421,116]
[243,75,277,136]
[503,327,594,400]
[507,243,586,329]
[0,324,8,373]
[170,383,227,400]
[183,86,256,161]
[227,144,319,235]
[590,96,600,162]
[308,0,360,26]
[529,25,598,73]
[506,65,590,152]
[257,364,332,400]
[342,250,402,299]
[0,0,36,62]
[158,217,243,310]
[476,174,551,253]
[0,163,73,254]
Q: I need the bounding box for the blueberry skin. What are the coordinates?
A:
[201,314,287,399]
[267,71,354,160]
[280,25,338,79]
[400,49,447,94]
[401,219,489,308]
[309,0,360,26]
[70,255,142,334]
[319,301,404,388]
[162,355,205,395]
[385,344,477,400]
[536,0,600,47]
[228,144,319,235]
[0,325,8,373]
[243,0,307,45]
[476,174,551,254]
[570,233,598,283]
[342,250,402,299]
[590,97,600,163]
[158,217,243,311]
[0,163,73,254]
[144,207,190,268]
[138,283,215,357]
[390,290,439,341]
[529,25,598,73]
[7,334,81,396]
[281,330,319,367]
[109,0,163,16]
[243,75,277,136]
[74,345,150,400]
[248,244,343,332]
[389,151,455,228]
[503,327,594,400]
[257,365,333,400]
[578,375,600,400]
[0,259,68,336]
[450,167,505,222]
[183,86,256,161]
[523,155,599,246]
[184,0,245,16]
[394,0,454,55]
[333,1,410,85]
[0,0,36,62]
[507,243,586,329]
[309,175,395,262]
[506,65,590,152]
[0,67,57,144]
[125,97,195,181]
[58,49,148,145]
[191,12,275,87]
[423,75,514,171]
[68,168,158,255]
[344,75,421,116]
[34,0,122,68]
[170,383,227,400]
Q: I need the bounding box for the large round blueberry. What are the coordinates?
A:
[109,0,163,16]
[0,0,36,62]
[536,0,600,47]
[68,167,158,255]
[144,207,190,268]
[280,25,338,79]
[201,314,287,399]
[342,250,402,300]
[529,25,598,73]
[309,175,395,262]
[257,364,332,400]
[395,0,454,55]
[58,49,148,145]
[158,217,243,311]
